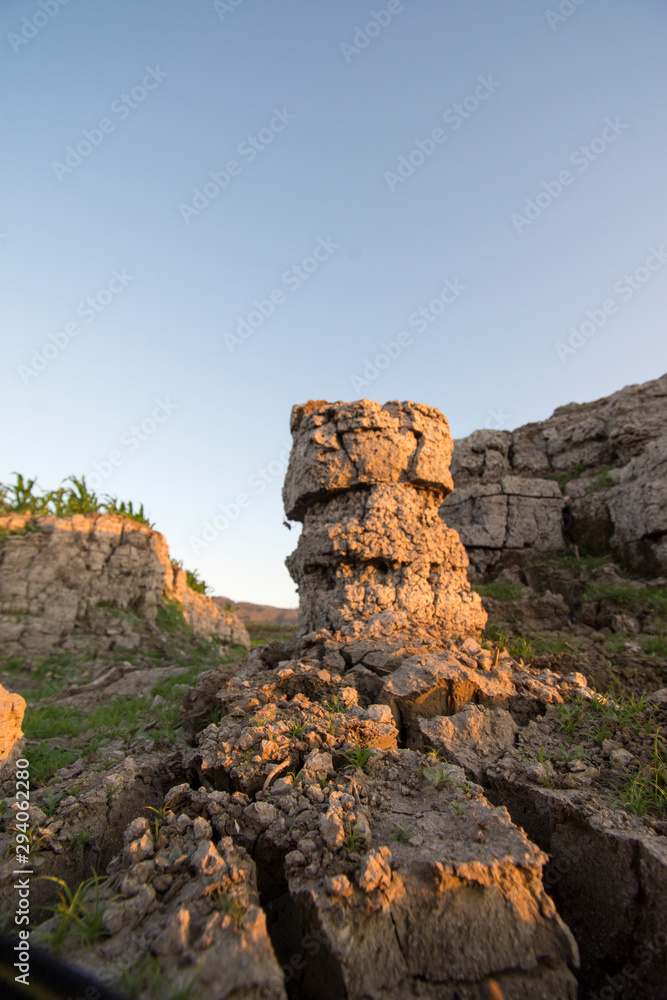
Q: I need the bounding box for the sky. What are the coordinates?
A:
[2,0,666,608]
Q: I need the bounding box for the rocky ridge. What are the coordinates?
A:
[441,372,667,579]
[0,512,249,658]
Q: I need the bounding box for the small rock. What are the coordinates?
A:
[193,816,212,840]
[284,850,306,867]
[525,763,548,785]
[153,907,190,955]
[358,846,392,893]
[320,807,345,850]
[325,874,352,896]
[243,801,279,829]
[367,704,394,724]
[610,748,635,768]
[190,840,226,876]
[123,816,150,845]
[303,750,335,776]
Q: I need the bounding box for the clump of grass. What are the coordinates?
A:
[393,822,412,842]
[614,732,667,817]
[35,874,112,952]
[170,559,211,595]
[327,694,348,714]
[582,580,667,617]
[0,473,153,526]
[343,820,363,852]
[287,720,307,738]
[209,886,247,928]
[342,746,375,771]
[474,580,524,602]
[585,466,617,494]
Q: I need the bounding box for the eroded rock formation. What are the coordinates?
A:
[283,399,486,637]
[441,373,667,578]
[0,513,249,658]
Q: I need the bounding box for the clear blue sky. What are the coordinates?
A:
[2,0,666,607]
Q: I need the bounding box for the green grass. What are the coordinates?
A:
[582,580,667,616]
[555,692,666,818]
[0,473,152,526]
[474,580,525,602]
[34,874,112,953]
[341,746,375,771]
[247,622,297,647]
[585,466,617,493]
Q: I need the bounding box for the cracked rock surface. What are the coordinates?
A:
[283,399,486,637]
[0,513,249,657]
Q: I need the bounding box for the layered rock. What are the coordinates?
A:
[0,513,249,658]
[283,399,486,637]
[441,373,667,578]
[0,684,26,779]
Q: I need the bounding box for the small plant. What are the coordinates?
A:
[71,826,93,857]
[287,720,307,738]
[327,695,347,714]
[449,800,464,816]
[342,746,375,771]
[36,874,111,952]
[421,763,456,790]
[40,788,64,817]
[393,822,412,842]
[473,580,524,602]
[145,804,167,840]
[209,886,248,928]
[343,820,363,852]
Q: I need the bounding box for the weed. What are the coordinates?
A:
[145,804,167,840]
[585,467,616,493]
[614,731,667,818]
[36,873,111,952]
[393,822,412,842]
[71,826,93,857]
[449,800,464,816]
[327,695,348,714]
[474,580,524,602]
[344,820,363,852]
[287,720,307,738]
[40,788,64,817]
[342,746,375,771]
[420,762,456,790]
[209,886,248,928]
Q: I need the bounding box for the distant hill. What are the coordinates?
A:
[213,596,298,625]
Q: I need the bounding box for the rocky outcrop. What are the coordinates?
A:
[0,683,25,776]
[441,373,667,578]
[0,513,249,658]
[283,399,486,637]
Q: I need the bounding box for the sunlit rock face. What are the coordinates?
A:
[283,399,487,637]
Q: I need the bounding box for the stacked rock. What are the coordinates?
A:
[283,399,487,637]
